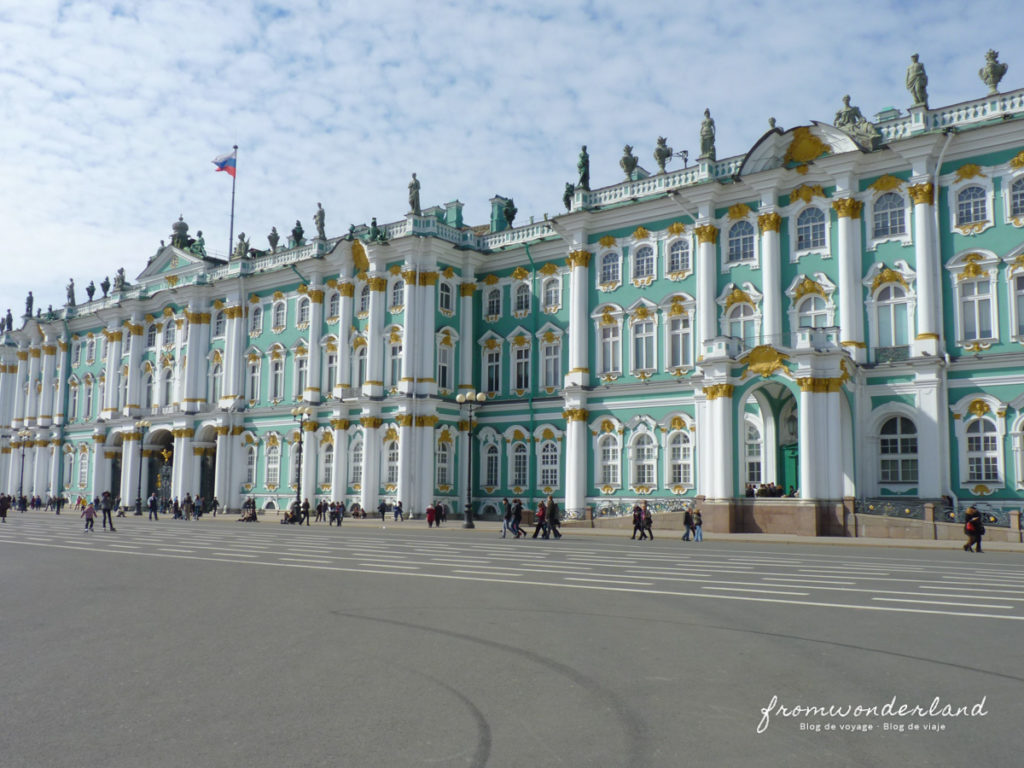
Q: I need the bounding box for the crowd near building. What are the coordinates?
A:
[2,53,1023,534]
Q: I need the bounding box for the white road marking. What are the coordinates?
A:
[704,586,809,596]
[872,597,1012,609]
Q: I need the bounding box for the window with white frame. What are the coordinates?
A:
[796,208,826,250]
[434,440,450,488]
[84,378,94,419]
[513,346,530,390]
[745,422,762,484]
[210,364,223,403]
[728,303,758,347]
[1012,178,1024,219]
[163,322,175,346]
[146,324,157,347]
[272,302,286,329]
[63,450,73,487]
[873,192,906,237]
[599,434,620,485]
[391,279,405,309]
[161,369,173,405]
[600,252,620,284]
[539,441,559,488]
[270,359,284,400]
[1013,274,1024,339]
[249,306,262,333]
[247,361,260,401]
[354,347,367,387]
[118,371,128,410]
[876,284,910,347]
[213,311,226,336]
[320,442,333,487]
[388,341,402,387]
[486,288,501,317]
[485,444,499,487]
[78,450,89,487]
[266,444,280,487]
[957,185,987,226]
[633,245,654,281]
[437,344,452,390]
[632,318,655,371]
[294,355,308,399]
[439,282,453,313]
[297,297,310,325]
[542,278,560,311]
[324,350,338,393]
[668,431,692,486]
[385,441,399,485]
[879,416,918,483]
[328,292,341,318]
[727,220,755,263]
[70,385,80,421]
[541,340,560,389]
[599,323,621,375]
[960,279,994,341]
[71,342,81,366]
[485,347,501,394]
[796,296,829,328]
[140,373,152,409]
[512,443,528,487]
[966,418,999,482]
[245,446,256,485]
[359,285,370,314]
[633,434,656,486]
[350,440,363,486]
[86,338,96,364]
[514,284,530,313]
[668,239,690,274]
[667,314,692,368]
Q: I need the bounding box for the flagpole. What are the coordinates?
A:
[227,145,238,259]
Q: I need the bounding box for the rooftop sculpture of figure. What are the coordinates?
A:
[699,108,716,161]
[291,220,305,247]
[86,281,95,302]
[620,145,638,180]
[562,182,574,211]
[5,308,13,330]
[503,197,517,228]
[368,217,383,242]
[979,49,1008,94]
[768,117,777,130]
[113,268,126,291]
[577,145,590,191]
[100,276,110,298]
[314,203,326,240]
[345,224,356,241]
[24,291,33,317]
[66,279,76,307]
[232,233,249,261]
[268,226,280,251]
[408,173,421,215]
[906,53,928,108]
[653,137,672,174]
[189,230,207,257]
[833,95,865,128]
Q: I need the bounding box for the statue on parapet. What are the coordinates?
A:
[368,217,387,243]
[503,198,517,228]
[408,173,421,215]
[577,145,590,191]
[268,226,280,251]
[290,220,305,248]
[86,281,95,302]
[24,291,33,317]
[979,49,1008,94]
[100,276,110,298]
[345,224,356,241]
[906,53,928,108]
[699,108,716,161]
[834,94,882,149]
[5,309,12,330]
[232,233,249,261]
[189,230,207,257]
[653,137,672,174]
[314,203,326,240]
[66,279,76,307]
[620,145,638,180]
[562,182,574,211]
[113,268,126,291]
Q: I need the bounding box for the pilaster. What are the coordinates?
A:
[695,225,719,346]
[909,180,942,355]
[758,212,782,345]
[565,250,591,387]
[833,198,867,363]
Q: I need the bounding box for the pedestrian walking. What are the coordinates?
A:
[642,501,653,540]
[682,509,694,541]
[511,498,524,537]
[693,510,704,542]
[501,497,512,538]
[631,503,644,540]
[81,502,96,532]
[963,506,985,553]
[426,501,436,528]
[100,491,116,532]
[0,493,9,522]
[547,495,562,539]
[394,501,404,522]
[532,500,548,539]
[378,499,388,525]
[147,492,159,521]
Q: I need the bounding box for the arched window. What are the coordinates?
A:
[873,192,905,237]
[350,440,363,486]
[161,369,173,405]
[879,416,918,483]
[540,442,559,487]
[1012,178,1024,218]
[633,434,656,486]
[956,185,987,226]
[391,279,405,309]
[69,385,80,421]
[515,284,530,313]
[727,220,755,263]
[599,434,620,485]
[213,311,226,336]
[210,363,223,403]
[84,378,94,419]
[668,431,692,486]
[512,443,528,487]
[439,282,453,312]
[266,444,280,487]
[272,301,286,329]
[359,285,370,314]
[543,278,560,310]
[328,291,341,318]
[249,306,263,333]
[63,450,73,488]
[797,295,828,328]
[118,371,128,410]
[437,344,452,391]
[436,441,451,487]
[146,324,157,348]
[163,322,175,346]
[485,444,499,487]
[385,441,399,485]
[966,419,999,482]
[388,339,402,387]
[140,374,151,409]
[245,446,257,485]
[487,288,502,316]
[297,297,310,325]
[728,303,757,347]
[796,207,826,250]
[745,422,762,484]
[633,245,654,279]
[601,252,620,284]
[320,443,334,487]
[78,450,90,487]
[876,284,909,347]
[668,239,690,273]
[324,349,338,393]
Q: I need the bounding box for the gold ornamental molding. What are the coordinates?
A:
[562,408,589,422]
[395,414,414,427]
[308,289,324,304]
[367,277,388,292]
[224,306,244,319]
[1009,150,1024,170]
[458,419,472,432]
[907,182,934,205]
[840,340,867,348]
[330,418,350,430]
[632,226,651,240]
[459,283,476,297]
[789,184,826,204]
[871,267,909,292]
[360,417,383,429]
[419,271,439,286]
[967,399,991,418]
[957,253,986,282]
[598,235,617,248]
[793,276,826,301]
[566,250,592,269]
[538,262,559,276]
[102,330,124,343]
[214,426,231,436]
[723,287,755,311]
[351,239,369,272]
[796,377,843,393]
[783,126,831,165]
[184,311,211,324]
[301,420,319,432]
[511,266,530,281]
[338,282,355,297]
[92,433,107,443]
[667,221,687,235]
[387,265,402,276]
[694,225,719,244]
[869,174,904,192]
[483,274,500,285]
[955,163,986,182]
[915,332,940,341]
[741,346,790,379]
[415,415,439,427]
[832,198,863,219]
[758,212,781,233]
[703,384,734,400]
[42,344,56,356]
[727,203,753,220]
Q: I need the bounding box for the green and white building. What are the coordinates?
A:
[3,76,1024,534]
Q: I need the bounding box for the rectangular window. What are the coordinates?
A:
[389,343,402,387]
[1016,276,1024,337]
[486,349,501,394]
[512,447,528,487]
[600,325,620,375]
[437,345,452,390]
[514,347,530,390]
[961,281,992,340]
[668,316,691,367]
[325,353,338,393]
[295,356,308,400]
[271,360,283,400]
[633,320,654,370]
[248,364,259,401]
[542,343,560,388]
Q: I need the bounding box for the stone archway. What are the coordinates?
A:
[738,380,800,496]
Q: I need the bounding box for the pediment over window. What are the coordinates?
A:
[135,245,225,284]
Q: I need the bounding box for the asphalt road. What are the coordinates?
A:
[1,513,1021,768]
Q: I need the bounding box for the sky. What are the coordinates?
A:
[1,0,1023,318]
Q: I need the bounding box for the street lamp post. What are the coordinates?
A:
[291,406,314,525]
[455,390,486,529]
[17,428,31,506]
[135,420,150,515]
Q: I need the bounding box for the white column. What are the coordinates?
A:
[223,303,245,405]
[914,371,944,498]
[362,275,387,397]
[171,428,194,499]
[102,326,123,419]
[124,320,143,415]
[563,408,588,514]
[399,269,417,395]
[798,384,818,500]
[183,305,209,413]
[415,415,437,516]
[910,181,942,356]
[25,347,41,425]
[47,440,61,497]
[458,282,475,391]
[566,251,591,387]
[336,283,354,394]
[214,426,231,505]
[11,348,28,429]
[358,417,380,513]
[305,284,323,403]
[91,435,109,496]
[833,199,867,362]
[39,341,57,425]
[758,213,782,346]
[300,426,316,504]
[703,384,734,498]
[695,225,719,345]
[418,270,438,397]
[330,417,349,503]
[397,412,413,506]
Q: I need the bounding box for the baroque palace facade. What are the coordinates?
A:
[3,72,1024,530]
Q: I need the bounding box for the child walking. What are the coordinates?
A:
[81,502,96,533]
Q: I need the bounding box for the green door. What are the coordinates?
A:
[779,444,799,495]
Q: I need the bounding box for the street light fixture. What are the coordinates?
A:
[135,419,151,515]
[291,405,315,525]
[17,428,32,507]
[455,389,486,529]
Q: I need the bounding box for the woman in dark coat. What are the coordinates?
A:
[963,506,985,553]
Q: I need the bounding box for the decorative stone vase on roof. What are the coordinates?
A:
[979,50,1008,94]
[653,137,672,174]
[620,145,638,180]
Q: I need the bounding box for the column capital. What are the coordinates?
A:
[695,225,719,244]
[831,198,863,219]
[908,182,934,205]
[566,250,592,269]
[757,212,782,233]
[702,383,734,400]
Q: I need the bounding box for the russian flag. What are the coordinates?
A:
[212,150,236,177]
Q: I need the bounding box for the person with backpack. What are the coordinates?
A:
[963,506,985,553]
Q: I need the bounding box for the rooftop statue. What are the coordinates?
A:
[86,281,95,302]
[620,145,638,180]
[171,215,190,249]
[368,217,388,243]
[100,276,110,298]
[5,309,12,330]
[291,220,305,247]
[562,182,574,211]
[314,203,326,240]
[503,197,517,228]
[699,108,716,161]
[66,279,76,307]
[653,137,672,174]
[979,49,1008,94]
[408,173,421,215]
[768,117,777,129]
[834,95,864,128]
[113,268,126,291]
[188,230,206,257]
[906,53,928,108]
[232,233,249,261]
[268,226,280,251]
[345,224,356,241]
[577,145,590,191]
[24,291,33,317]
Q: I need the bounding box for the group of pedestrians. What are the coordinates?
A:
[498,496,561,539]
[425,501,449,528]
